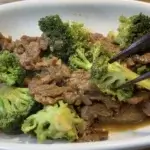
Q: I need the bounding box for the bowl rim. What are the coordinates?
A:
[0,0,150,10]
[0,0,150,150]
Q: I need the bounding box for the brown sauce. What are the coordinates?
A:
[98,119,150,132]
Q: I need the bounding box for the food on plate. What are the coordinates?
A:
[39,15,91,63]
[0,84,40,133]
[0,13,150,143]
[22,101,84,142]
[0,51,25,85]
[108,13,150,49]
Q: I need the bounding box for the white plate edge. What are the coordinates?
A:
[0,0,150,149]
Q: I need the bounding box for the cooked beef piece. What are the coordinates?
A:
[35,57,71,84]
[90,33,120,53]
[132,53,150,65]
[127,91,150,104]
[29,68,96,106]
[111,104,146,123]
[142,101,150,116]
[67,70,95,91]
[81,104,113,125]
[0,33,49,70]
[29,78,68,105]
[78,126,108,142]
[28,57,71,105]
[13,35,49,70]
[81,102,146,124]
[0,33,15,51]
[126,53,150,69]
[87,90,120,110]
[63,90,87,106]
[65,70,101,105]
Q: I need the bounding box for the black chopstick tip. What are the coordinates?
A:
[109,57,117,63]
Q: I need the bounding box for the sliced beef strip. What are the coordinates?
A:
[28,57,71,105]
[29,61,89,105]
[65,70,99,105]
[80,102,146,124]
[0,33,49,70]
[13,35,49,70]
[63,90,85,106]
[63,89,93,106]
[132,53,150,65]
[111,104,146,123]
[87,90,120,110]
[30,83,65,97]
[126,53,150,69]
[66,69,94,91]
[81,104,113,125]
[33,55,60,70]
[31,57,71,84]
[28,77,70,105]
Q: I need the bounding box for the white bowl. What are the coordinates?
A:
[0,0,150,150]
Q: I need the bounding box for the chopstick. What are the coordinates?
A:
[109,33,150,63]
[119,72,150,88]
[109,34,150,87]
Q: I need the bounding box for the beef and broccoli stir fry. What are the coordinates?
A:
[0,13,150,143]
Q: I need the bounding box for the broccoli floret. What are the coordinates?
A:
[91,52,150,101]
[69,40,150,100]
[0,84,38,133]
[69,48,92,70]
[39,15,72,62]
[69,42,106,70]
[109,13,150,49]
[38,15,90,62]
[22,101,84,143]
[113,63,150,90]
[69,22,91,49]
[91,56,134,101]
[0,51,25,85]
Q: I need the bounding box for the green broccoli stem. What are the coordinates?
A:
[75,48,92,70]
[76,49,91,64]
[71,58,92,70]
[108,62,150,90]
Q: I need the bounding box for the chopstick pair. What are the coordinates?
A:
[109,33,150,88]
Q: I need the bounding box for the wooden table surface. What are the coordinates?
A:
[0,0,150,150]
